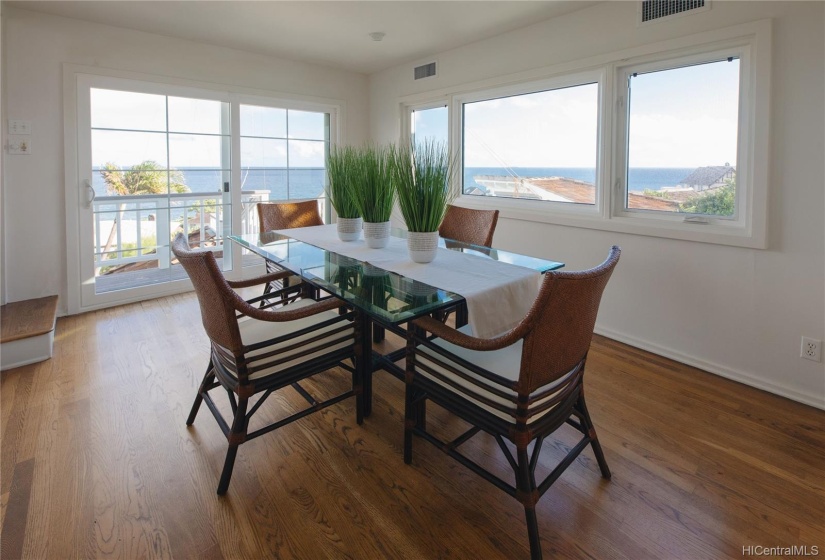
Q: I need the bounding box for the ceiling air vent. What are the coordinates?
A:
[639,0,709,24]
[414,61,437,81]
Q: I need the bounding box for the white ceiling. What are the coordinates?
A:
[7,1,598,74]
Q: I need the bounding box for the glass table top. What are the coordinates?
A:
[230,229,564,324]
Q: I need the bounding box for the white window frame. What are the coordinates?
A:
[235,92,338,222]
[63,64,343,314]
[454,69,606,219]
[611,42,760,245]
[402,98,450,149]
[394,98,451,228]
[435,20,771,249]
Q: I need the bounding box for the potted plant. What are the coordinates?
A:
[351,144,395,248]
[391,141,456,263]
[326,145,362,241]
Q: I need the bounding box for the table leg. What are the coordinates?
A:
[373,324,386,343]
[408,323,427,431]
[456,302,469,328]
[357,311,374,418]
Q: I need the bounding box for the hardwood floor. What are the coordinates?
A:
[1,292,823,559]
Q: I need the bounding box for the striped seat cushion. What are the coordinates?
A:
[235,299,354,380]
[416,326,575,424]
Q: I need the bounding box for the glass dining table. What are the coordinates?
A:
[229,228,564,415]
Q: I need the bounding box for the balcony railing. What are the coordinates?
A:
[93,190,271,274]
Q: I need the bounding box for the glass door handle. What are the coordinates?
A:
[83,179,96,208]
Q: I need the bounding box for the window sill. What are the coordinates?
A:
[455,195,766,249]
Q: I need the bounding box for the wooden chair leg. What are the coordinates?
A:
[186,362,215,426]
[217,396,248,495]
[516,445,543,560]
[260,281,274,308]
[524,506,542,560]
[578,393,611,479]
[414,398,426,431]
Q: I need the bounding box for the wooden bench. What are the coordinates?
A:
[1,296,58,370]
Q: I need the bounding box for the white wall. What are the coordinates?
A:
[1,2,6,306]
[369,1,825,408]
[1,7,369,314]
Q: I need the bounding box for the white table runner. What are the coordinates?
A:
[275,224,541,339]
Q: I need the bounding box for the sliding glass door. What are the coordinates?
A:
[71,74,337,311]
[238,103,330,262]
[75,76,232,309]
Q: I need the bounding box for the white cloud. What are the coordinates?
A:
[628,113,737,167]
[464,84,599,167]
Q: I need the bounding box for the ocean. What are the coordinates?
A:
[92,168,327,200]
[93,166,696,199]
[464,167,695,193]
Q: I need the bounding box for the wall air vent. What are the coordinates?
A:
[639,0,709,24]
[414,62,437,81]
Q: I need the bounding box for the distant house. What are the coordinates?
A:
[464,186,488,196]
[678,165,735,191]
[470,175,683,211]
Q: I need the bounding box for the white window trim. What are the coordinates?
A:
[395,99,451,229]
[611,42,760,246]
[426,20,771,249]
[454,68,607,220]
[235,93,338,221]
[63,63,344,314]
[401,98,450,149]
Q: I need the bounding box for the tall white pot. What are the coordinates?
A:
[407,231,439,263]
[363,221,391,249]
[337,217,362,241]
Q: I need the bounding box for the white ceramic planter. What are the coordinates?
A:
[407,231,439,263]
[363,221,391,249]
[337,217,362,241]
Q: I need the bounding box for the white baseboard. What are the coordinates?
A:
[594,326,825,411]
[1,331,55,371]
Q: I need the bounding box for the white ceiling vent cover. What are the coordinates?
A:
[639,0,710,24]
[414,62,437,81]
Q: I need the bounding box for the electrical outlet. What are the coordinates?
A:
[800,337,821,362]
[8,136,31,155]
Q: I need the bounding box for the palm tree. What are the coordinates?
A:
[98,161,188,272]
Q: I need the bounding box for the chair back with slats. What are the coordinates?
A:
[175,233,361,497]
[438,205,500,247]
[517,246,620,394]
[257,200,323,232]
[172,233,245,354]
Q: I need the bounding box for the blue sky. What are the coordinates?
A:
[91,91,326,169]
[93,57,740,173]
[415,58,740,169]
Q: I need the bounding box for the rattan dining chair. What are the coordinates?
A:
[256,199,324,301]
[172,233,363,495]
[403,246,620,560]
[438,204,500,247]
[436,205,500,327]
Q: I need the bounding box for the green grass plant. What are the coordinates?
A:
[326,146,361,219]
[351,144,395,223]
[391,140,456,232]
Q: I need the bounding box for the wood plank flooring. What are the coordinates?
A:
[1,292,823,559]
